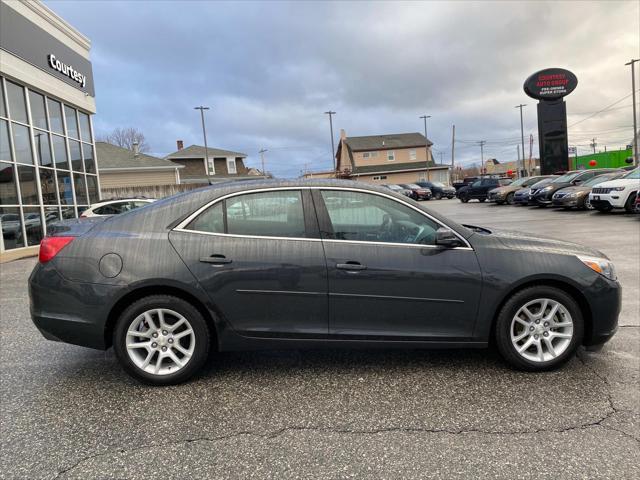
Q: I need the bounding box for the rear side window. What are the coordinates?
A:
[93,202,129,215]
[185,190,306,238]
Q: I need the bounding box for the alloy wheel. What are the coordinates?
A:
[585,196,593,210]
[125,308,196,375]
[510,298,573,363]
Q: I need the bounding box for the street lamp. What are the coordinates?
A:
[324,111,336,172]
[419,115,431,181]
[194,106,211,176]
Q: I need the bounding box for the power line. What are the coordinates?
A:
[568,90,639,128]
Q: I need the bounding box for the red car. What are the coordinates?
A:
[400,183,432,201]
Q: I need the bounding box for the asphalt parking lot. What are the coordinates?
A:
[1,200,638,479]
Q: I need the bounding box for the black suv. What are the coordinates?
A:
[457,177,512,203]
[530,168,621,206]
[416,181,456,199]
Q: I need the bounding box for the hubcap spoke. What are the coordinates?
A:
[550,332,572,339]
[543,338,557,358]
[174,328,193,340]
[518,337,534,353]
[144,312,157,331]
[173,344,191,356]
[167,350,184,368]
[128,329,152,338]
[536,341,544,362]
[544,303,559,322]
[127,341,151,350]
[168,317,186,332]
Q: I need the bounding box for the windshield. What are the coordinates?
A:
[584,174,617,187]
[531,178,554,188]
[623,168,640,179]
[509,177,528,187]
[431,182,445,187]
[405,184,420,189]
[552,171,581,183]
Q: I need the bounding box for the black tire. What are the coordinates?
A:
[434,192,442,200]
[459,194,469,203]
[479,198,486,203]
[495,286,584,371]
[506,192,515,205]
[113,295,211,385]
[496,200,504,205]
[624,192,637,213]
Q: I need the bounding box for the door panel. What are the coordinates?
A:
[323,242,482,338]
[314,189,482,339]
[169,189,328,336]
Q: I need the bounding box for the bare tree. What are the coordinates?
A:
[97,127,150,153]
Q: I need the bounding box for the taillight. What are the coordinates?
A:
[39,236,74,263]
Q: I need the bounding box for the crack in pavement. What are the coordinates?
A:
[53,407,636,479]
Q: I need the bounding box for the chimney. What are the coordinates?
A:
[340,129,346,140]
[132,141,139,157]
[176,140,184,150]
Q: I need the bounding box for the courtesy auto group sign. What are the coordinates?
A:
[524,68,578,100]
[48,54,87,88]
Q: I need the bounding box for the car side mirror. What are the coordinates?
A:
[573,179,583,185]
[435,227,462,248]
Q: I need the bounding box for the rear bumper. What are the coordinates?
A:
[29,263,121,350]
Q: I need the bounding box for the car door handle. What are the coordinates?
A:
[336,262,367,271]
[200,254,232,265]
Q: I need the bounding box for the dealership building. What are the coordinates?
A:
[0,0,98,255]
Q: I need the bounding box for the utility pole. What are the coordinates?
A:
[478,140,486,173]
[194,106,211,176]
[626,59,639,166]
[529,134,534,175]
[517,144,520,175]
[515,104,527,178]
[259,148,268,177]
[324,111,337,171]
[420,115,432,181]
[591,138,597,154]
[451,124,455,184]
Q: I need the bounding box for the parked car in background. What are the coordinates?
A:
[589,168,640,213]
[383,184,413,198]
[457,177,512,203]
[29,180,621,385]
[512,177,557,206]
[416,181,456,199]
[453,177,479,191]
[530,169,621,207]
[81,198,156,217]
[488,175,551,205]
[552,171,626,210]
[399,183,432,201]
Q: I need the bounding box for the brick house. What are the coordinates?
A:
[164,141,262,183]
[331,130,451,185]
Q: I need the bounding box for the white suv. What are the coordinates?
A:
[589,168,639,213]
[80,198,155,217]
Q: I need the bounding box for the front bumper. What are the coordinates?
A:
[583,276,622,347]
[552,196,579,207]
[589,194,626,209]
[487,193,506,202]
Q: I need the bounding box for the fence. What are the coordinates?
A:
[100,183,208,200]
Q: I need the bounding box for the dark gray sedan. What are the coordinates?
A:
[29,180,621,385]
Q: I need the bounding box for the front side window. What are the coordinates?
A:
[186,190,306,238]
[320,190,439,245]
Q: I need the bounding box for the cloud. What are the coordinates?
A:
[46,0,639,176]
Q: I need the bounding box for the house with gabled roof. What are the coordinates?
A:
[332,130,451,185]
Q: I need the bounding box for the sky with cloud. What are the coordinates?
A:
[46,0,639,177]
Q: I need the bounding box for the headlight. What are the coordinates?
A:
[577,255,616,281]
[567,193,577,198]
[542,185,554,190]
[611,187,626,191]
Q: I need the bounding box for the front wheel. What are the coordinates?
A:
[506,192,515,205]
[459,194,469,203]
[434,192,442,200]
[624,192,637,213]
[479,198,486,203]
[495,286,583,371]
[113,295,211,385]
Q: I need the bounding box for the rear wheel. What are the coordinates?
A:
[495,286,583,371]
[459,193,469,203]
[113,295,210,385]
[624,192,637,213]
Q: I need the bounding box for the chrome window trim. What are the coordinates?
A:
[174,186,473,250]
